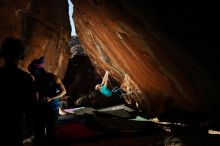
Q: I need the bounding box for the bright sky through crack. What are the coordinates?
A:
[68,0,76,36]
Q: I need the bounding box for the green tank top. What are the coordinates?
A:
[100,84,112,97]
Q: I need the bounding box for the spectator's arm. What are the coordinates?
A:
[48,76,66,102]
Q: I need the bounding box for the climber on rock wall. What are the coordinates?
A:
[95,70,126,97]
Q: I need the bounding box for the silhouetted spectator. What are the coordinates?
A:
[0,36,35,146]
[28,56,67,146]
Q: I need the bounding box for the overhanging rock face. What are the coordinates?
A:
[73,0,219,117]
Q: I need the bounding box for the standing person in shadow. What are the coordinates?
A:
[28,56,67,146]
[0,37,35,146]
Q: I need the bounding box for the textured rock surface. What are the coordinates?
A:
[0,0,219,120]
[73,0,219,117]
[0,0,71,79]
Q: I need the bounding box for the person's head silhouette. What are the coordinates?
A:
[28,56,45,77]
[0,36,25,66]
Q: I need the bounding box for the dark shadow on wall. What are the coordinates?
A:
[62,55,97,106]
[118,0,219,76]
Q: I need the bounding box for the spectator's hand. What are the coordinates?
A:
[106,70,110,74]
[47,97,52,102]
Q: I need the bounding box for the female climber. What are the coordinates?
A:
[95,70,125,97]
